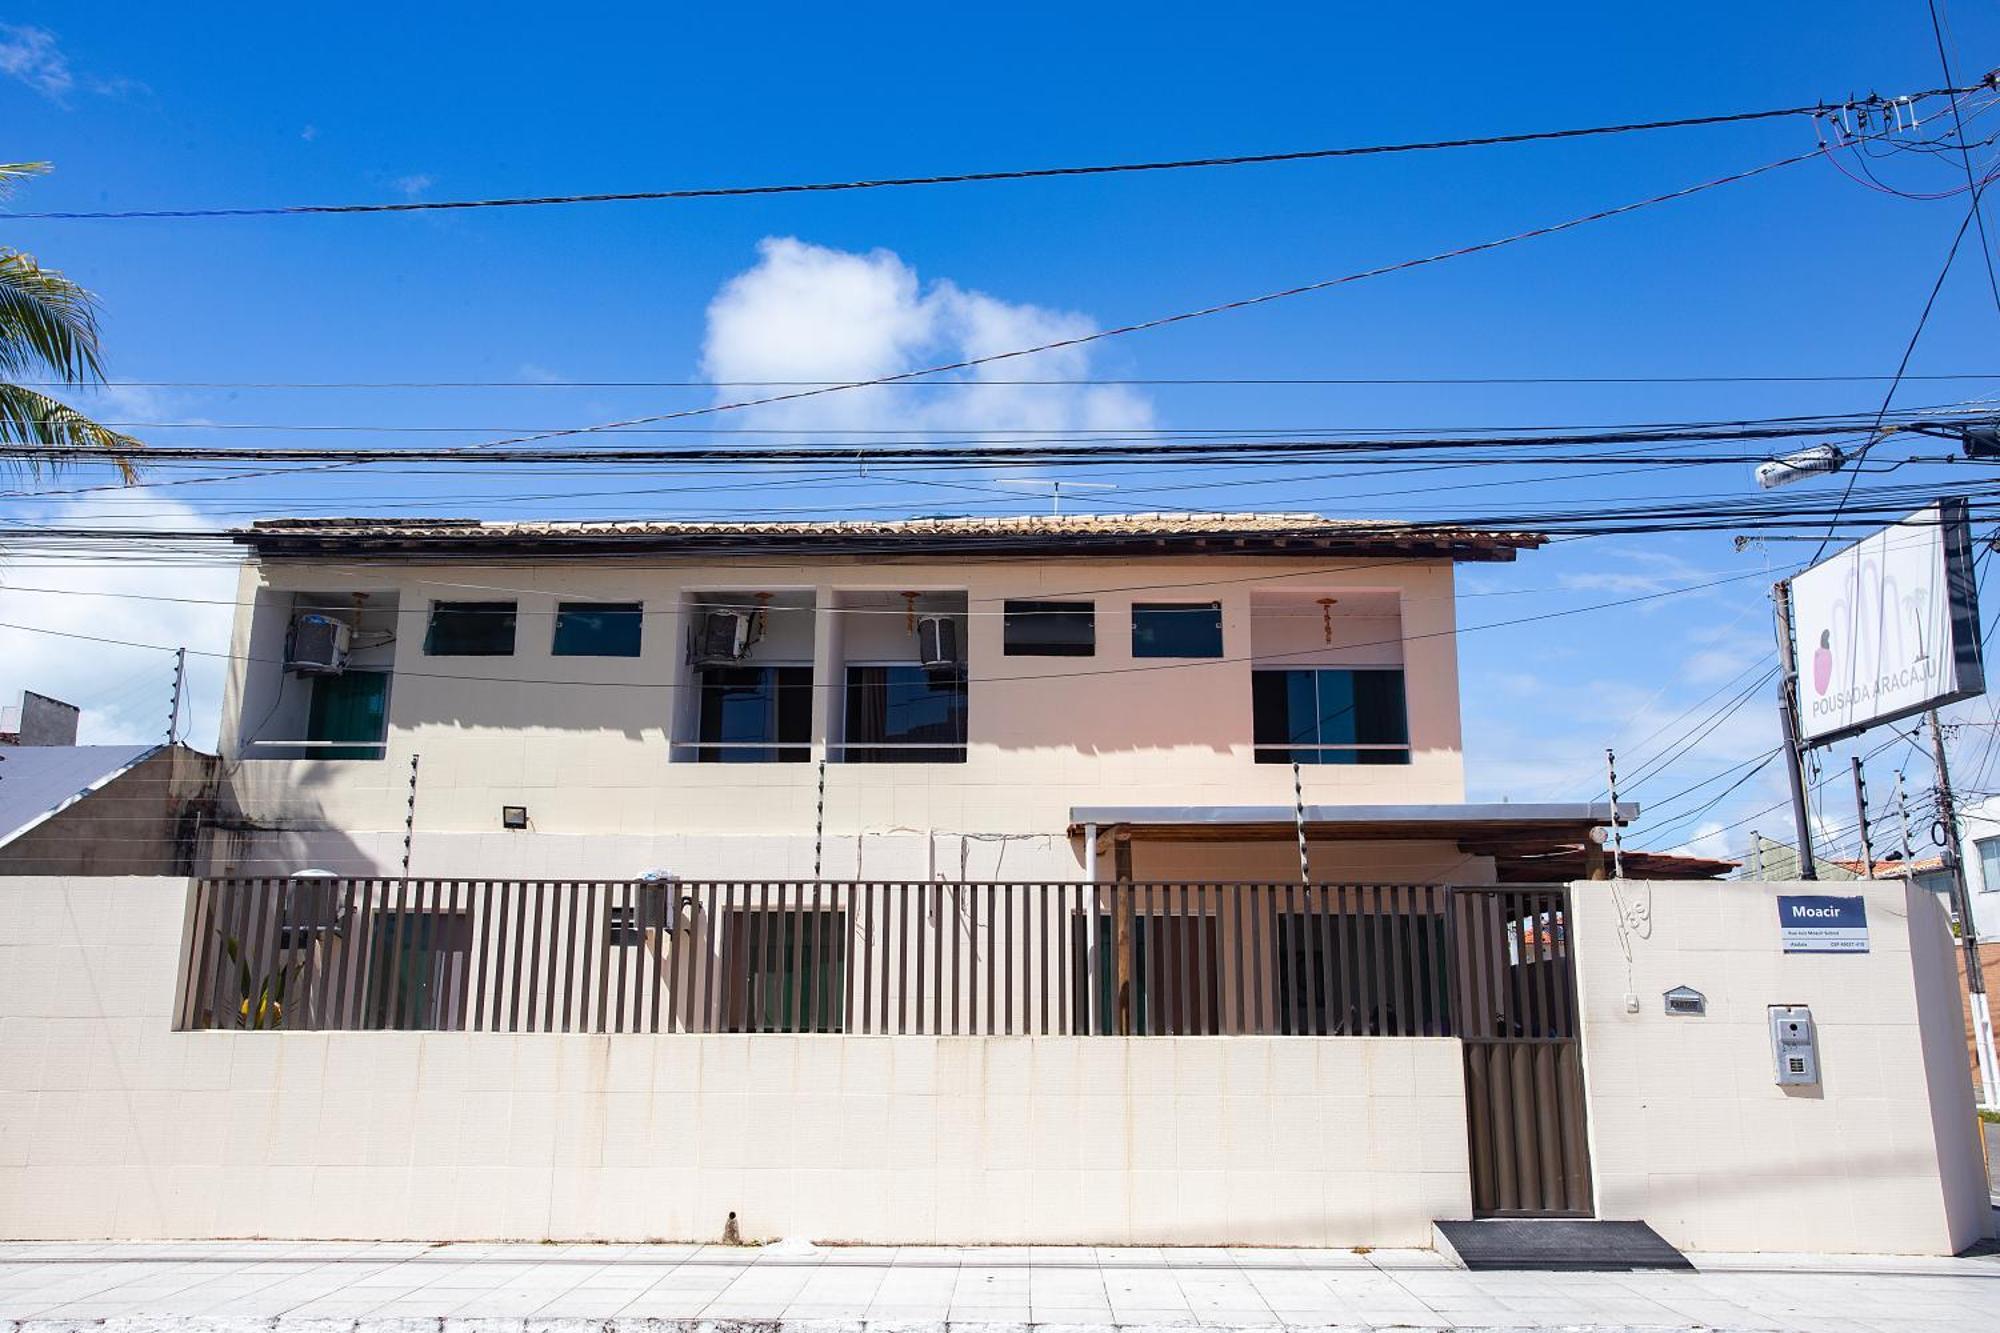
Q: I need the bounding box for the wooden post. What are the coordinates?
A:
[1582,836,1608,881]
[1114,831,1134,1036]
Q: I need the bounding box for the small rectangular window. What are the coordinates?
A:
[1133,602,1223,658]
[553,602,642,657]
[696,665,811,763]
[1004,600,1095,656]
[424,601,516,656]
[1978,837,2000,892]
[1252,667,1409,764]
[844,665,967,763]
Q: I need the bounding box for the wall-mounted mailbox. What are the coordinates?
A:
[1770,1004,1820,1086]
[1663,985,1706,1016]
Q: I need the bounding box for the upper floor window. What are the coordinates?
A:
[424,601,516,656]
[1004,600,1094,656]
[843,665,967,763]
[553,602,642,657]
[1133,602,1223,658]
[697,665,811,763]
[1251,668,1409,765]
[1978,837,2000,892]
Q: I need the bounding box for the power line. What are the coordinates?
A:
[0,559,1787,692]
[288,144,1845,462]
[6,86,1984,223]
[26,372,2000,390]
[1929,1,2000,316]
[1808,202,1980,562]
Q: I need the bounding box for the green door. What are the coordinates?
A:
[307,671,389,759]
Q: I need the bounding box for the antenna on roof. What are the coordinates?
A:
[994,478,1116,515]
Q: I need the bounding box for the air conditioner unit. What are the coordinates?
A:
[278,874,345,945]
[917,615,959,668]
[286,615,351,675]
[694,609,753,665]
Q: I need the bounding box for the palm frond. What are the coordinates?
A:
[0,163,52,196]
[0,249,105,382]
[0,381,141,482]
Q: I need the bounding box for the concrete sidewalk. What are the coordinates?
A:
[0,1241,1998,1332]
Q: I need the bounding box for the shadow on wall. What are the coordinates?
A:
[206,774,377,877]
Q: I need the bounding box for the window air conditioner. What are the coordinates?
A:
[694,609,753,665]
[286,615,351,675]
[917,615,959,668]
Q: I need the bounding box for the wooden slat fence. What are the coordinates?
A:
[175,878,1465,1037]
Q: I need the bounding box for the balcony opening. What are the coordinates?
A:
[831,590,968,762]
[1249,591,1409,765]
[238,590,399,761]
[674,589,814,762]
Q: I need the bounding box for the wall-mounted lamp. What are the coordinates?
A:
[501,805,529,830]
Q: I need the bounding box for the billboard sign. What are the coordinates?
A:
[1789,498,1984,745]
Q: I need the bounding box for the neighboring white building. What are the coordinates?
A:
[1953,793,2000,939]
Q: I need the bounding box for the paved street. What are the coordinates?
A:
[0,1240,1997,1332]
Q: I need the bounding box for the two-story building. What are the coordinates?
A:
[212,511,1628,885]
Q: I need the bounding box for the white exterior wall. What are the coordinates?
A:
[0,877,1469,1244]
[4,876,1987,1250]
[1572,877,1987,1255]
[212,555,1467,879]
[1950,794,2000,939]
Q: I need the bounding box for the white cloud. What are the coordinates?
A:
[0,490,237,748]
[0,24,71,99]
[700,237,1152,442]
[392,173,434,200]
[0,24,139,102]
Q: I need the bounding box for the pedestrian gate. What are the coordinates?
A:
[1450,886,1593,1216]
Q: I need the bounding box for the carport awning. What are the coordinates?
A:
[1067,802,1637,846]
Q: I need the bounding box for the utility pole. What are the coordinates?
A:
[1851,756,1876,878]
[1772,581,1817,878]
[1926,708,1997,1107]
[166,647,186,746]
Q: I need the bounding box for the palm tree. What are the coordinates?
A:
[2,162,140,481]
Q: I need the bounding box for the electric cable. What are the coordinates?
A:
[6,85,1984,222]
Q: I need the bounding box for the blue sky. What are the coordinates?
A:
[4,2,2000,864]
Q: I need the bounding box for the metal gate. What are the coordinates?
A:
[1449,886,1593,1217]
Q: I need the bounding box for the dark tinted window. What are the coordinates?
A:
[1003,600,1095,656]
[306,670,389,760]
[553,602,642,657]
[424,601,516,656]
[844,666,967,763]
[1251,668,1409,764]
[697,666,811,763]
[1132,602,1223,658]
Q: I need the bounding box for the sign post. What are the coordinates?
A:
[1773,498,1991,1107]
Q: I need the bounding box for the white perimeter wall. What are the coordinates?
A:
[1572,877,1987,1255]
[0,877,1470,1245]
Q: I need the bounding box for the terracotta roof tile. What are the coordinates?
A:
[236,512,1547,562]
